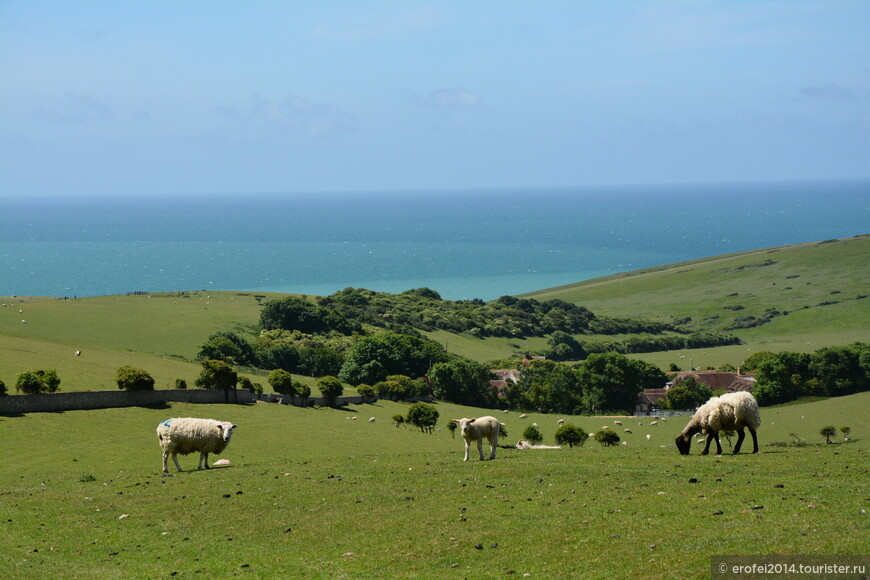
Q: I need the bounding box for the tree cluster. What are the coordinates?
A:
[15,369,61,394]
[317,287,677,339]
[501,352,665,415]
[753,342,870,405]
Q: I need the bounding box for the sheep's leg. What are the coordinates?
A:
[701,435,714,455]
[489,435,497,460]
[171,452,183,472]
[463,440,470,462]
[162,450,170,473]
[733,428,746,454]
[712,433,723,455]
[477,439,485,460]
[748,427,759,453]
[199,452,210,470]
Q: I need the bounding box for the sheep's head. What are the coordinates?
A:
[452,418,475,434]
[216,422,237,442]
[675,433,692,455]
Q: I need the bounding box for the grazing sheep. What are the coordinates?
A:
[646,434,652,441]
[516,439,561,450]
[157,418,237,473]
[621,441,628,447]
[519,413,528,419]
[368,417,375,423]
[557,419,565,425]
[624,428,633,434]
[614,420,622,426]
[650,421,658,426]
[675,391,761,456]
[75,350,81,357]
[452,416,505,461]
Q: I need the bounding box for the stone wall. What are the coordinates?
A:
[0,388,255,415]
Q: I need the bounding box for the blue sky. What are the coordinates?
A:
[1,1,868,196]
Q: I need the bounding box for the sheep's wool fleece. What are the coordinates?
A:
[697,392,761,432]
[158,418,235,455]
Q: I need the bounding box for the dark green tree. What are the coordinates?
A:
[663,377,713,410]
[195,359,238,402]
[316,376,344,406]
[555,424,588,448]
[339,333,448,385]
[115,366,155,391]
[268,369,295,396]
[260,296,357,334]
[523,424,543,445]
[820,426,836,444]
[15,369,60,394]
[593,430,620,447]
[356,384,376,402]
[197,331,257,366]
[406,402,439,433]
[427,358,494,406]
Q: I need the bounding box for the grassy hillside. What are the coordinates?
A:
[2,236,868,390]
[525,235,870,363]
[1,395,867,578]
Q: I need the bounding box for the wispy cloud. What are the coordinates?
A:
[32,92,113,124]
[799,83,857,101]
[217,93,357,138]
[407,88,484,111]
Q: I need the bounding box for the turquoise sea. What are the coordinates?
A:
[2,180,868,301]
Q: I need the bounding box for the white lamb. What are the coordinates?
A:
[452,416,505,462]
[675,391,761,456]
[516,439,561,450]
[157,418,237,473]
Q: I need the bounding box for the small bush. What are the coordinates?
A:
[393,414,406,428]
[175,378,188,390]
[820,426,836,444]
[16,369,61,394]
[115,366,155,391]
[316,376,344,406]
[523,424,543,445]
[555,424,588,448]
[0,378,6,396]
[78,473,96,483]
[406,402,439,433]
[593,430,621,447]
[357,384,376,402]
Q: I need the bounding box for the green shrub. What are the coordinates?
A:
[555,424,588,448]
[175,378,187,390]
[15,369,61,394]
[316,376,344,406]
[593,429,620,447]
[393,414,406,428]
[406,402,439,433]
[820,426,836,444]
[357,384,376,402]
[0,378,6,396]
[115,366,155,391]
[523,424,543,445]
[268,369,294,395]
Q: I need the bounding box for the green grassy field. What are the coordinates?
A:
[1,394,867,578]
[3,236,868,391]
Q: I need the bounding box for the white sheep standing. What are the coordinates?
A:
[452,416,505,462]
[614,420,622,426]
[157,418,237,473]
[675,391,761,456]
[368,417,376,423]
[519,413,529,419]
[624,428,633,434]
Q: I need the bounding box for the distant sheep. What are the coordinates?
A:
[650,421,658,427]
[369,417,375,423]
[557,419,564,425]
[646,434,651,441]
[614,420,622,426]
[157,418,237,473]
[75,350,81,357]
[519,414,528,419]
[624,429,633,434]
[675,391,760,456]
[452,416,505,461]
